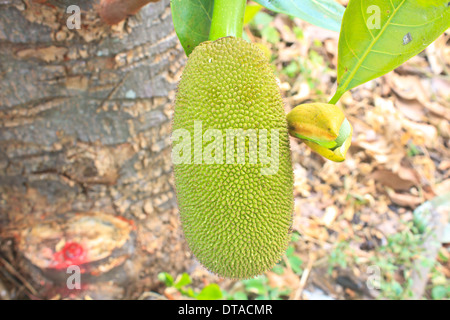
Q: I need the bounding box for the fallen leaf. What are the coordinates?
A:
[266,269,299,291]
[434,179,450,197]
[387,74,427,101]
[321,206,339,227]
[395,98,425,122]
[387,189,423,209]
[370,168,420,191]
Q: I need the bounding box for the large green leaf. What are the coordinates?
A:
[332,0,450,103]
[254,0,345,32]
[171,0,214,56]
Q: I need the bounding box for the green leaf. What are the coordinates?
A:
[174,272,192,289]
[285,245,295,256]
[332,0,450,103]
[431,285,448,300]
[291,232,300,242]
[261,26,280,44]
[186,288,196,298]
[232,292,248,300]
[171,0,214,56]
[254,0,345,32]
[243,278,268,296]
[288,255,303,274]
[157,272,174,287]
[196,284,223,300]
[391,281,404,296]
[271,265,285,275]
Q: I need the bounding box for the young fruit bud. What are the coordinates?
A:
[287,103,352,162]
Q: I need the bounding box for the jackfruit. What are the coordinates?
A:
[172,37,294,279]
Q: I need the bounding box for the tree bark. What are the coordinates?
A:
[0,0,192,299]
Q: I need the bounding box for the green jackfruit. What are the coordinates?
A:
[172,37,294,279]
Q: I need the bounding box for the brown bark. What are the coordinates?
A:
[0,0,193,299]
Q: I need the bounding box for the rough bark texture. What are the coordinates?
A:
[0,0,195,299]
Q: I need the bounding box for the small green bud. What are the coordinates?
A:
[287,103,352,162]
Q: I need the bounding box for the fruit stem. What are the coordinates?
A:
[209,0,246,41]
[329,88,345,105]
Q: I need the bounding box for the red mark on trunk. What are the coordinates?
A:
[51,242,87,270]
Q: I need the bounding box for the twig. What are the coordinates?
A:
[0,257,38,296]
[292,254,315,300]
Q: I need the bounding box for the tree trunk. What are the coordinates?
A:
[0,0,192,299]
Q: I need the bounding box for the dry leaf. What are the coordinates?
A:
[321,206,339,227]
[395,98,425,122]
[434,179,450,196]
[371,166,421,191]
[387,190,423,208]
[267,269,299,291]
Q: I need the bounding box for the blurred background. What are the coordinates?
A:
[0,0,448,300]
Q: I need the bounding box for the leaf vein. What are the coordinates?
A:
[360,64,380,72]
[371,49,418,56]
[389,0,395,10]
[340,0,407,92]
[390,15,444,28]
[195,0,212,21]
[344,31,360,61]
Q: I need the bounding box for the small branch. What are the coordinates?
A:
[0,257,39,296]
[292,254,315,300]
[99,0,159,25]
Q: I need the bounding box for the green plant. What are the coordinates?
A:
[159,234,304,300]
[239,277,291,300]
[371,224,425,299]
[224,276,290,300]
[158,272,290,300]
[328,241,352,274]
[369,218,448,300]
[158,272,223,300]
[429,257,450,300]
[249,11,280,44]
